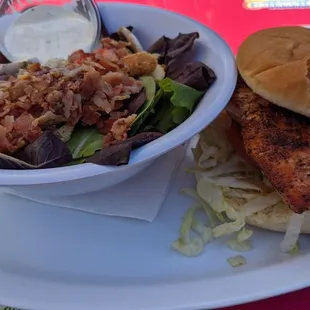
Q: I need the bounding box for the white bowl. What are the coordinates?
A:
[0,2,237,197]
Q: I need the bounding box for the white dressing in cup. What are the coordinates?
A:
[4,5,96,63]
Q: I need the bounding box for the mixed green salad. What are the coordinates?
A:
[0,26,216,169]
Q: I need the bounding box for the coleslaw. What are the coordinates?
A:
[173,113,306,257]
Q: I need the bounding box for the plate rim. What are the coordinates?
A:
[0,253,309,310]
[0,3,308,310]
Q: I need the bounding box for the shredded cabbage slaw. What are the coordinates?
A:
[173,114,306,257]
[227,255,247,267]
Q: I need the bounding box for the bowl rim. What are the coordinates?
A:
[0,2,237,185]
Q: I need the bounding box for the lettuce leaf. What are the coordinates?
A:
[160,77,203,112]
[67,127,103,159]
[150,78,203,133]
[227,255,247,267]
[166,61,216,92]
[55,124,75,143]
[130,76,161,135]
[86,132,162,166]
[127,88,146,115]
[147,32,199,65]
[0,131,72,169]
[172,205,206,257]
[281,213,304,253]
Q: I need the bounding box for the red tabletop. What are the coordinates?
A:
[98,0,310,308]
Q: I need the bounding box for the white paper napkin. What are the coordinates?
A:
[1,146,186,222]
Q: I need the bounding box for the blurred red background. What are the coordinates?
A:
[97,0,310,54]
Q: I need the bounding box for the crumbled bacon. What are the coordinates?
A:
[0,113,42,153]
[95,49,119,64]
[0,36,150,155]
[4,115,14,132]
[103,114,137,146]
[0,125,14,153]
[101,38,132,62]
[0,60,142,154]
[84,71,142,116]
[81,105,101,126]
[68,37,157,80]
[13,114,42,143]
[97,118,115,134]
[101,38,130,50]
[27,63,41,72]
[69,38,136,76]
[69,43,125,73]
[111,114,136,140]
[68,50,94,64]
[110,109,128,119]
[81,69,101,98]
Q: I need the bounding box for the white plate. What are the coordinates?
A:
[0,148,310,310]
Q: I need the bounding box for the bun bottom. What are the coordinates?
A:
[243,204,310,234]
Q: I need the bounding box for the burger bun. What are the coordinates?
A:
[237,26,310,117]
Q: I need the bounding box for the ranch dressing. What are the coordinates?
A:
[4,5,96,63]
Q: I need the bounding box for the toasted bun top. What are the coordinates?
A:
[236,26,310,117]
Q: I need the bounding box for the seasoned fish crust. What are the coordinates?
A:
[230,77,310,213]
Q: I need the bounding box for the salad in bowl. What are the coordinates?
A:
[0,3,237,197]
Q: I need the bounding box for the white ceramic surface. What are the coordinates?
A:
[0,159,154,197]
[2,147,184,218]
[0,2,237,197]
[0,146,310,310]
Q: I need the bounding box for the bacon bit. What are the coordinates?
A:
[25,126,42,144]
[110,110,128,119]
[69,39,131,74]
[95,49,119,64]
[68,50,90,64]
[63,90,74,119]
[3,115,14,132]
[13,114,42,144]
[0,125,15,153]
[103,132,114,145]
[81,105,101,126]
[102,114,136,146]
[27,63,41,72]
[92,90,113,113]
[34,111,66,126]
[45,90,62,104]
[13,114,34,133]
[81,69,101,98]
[102,72,143,93]
[0,41,144,155]
[111,114,136,141]
[113,100,123,111]
[97,58,120,72]
[101,37,130,50]
[98,119,116,134]
[115,48,131,59]
[19,73,31,80]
